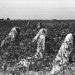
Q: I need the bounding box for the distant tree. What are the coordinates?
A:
[52,19,57,21]
[7,18,10,20]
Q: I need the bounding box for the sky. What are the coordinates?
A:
[0,0,75,20]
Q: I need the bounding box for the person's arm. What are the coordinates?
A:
[1,35,11,47]
[32,31,40,43]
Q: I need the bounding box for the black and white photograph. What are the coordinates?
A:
[0,0,75,75]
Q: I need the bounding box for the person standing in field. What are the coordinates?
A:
[1,27,21,48]
[0,27,21,71]
[32,28,47,59]
[50,33,73,75]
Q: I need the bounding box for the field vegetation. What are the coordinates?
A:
[0,20,75,75]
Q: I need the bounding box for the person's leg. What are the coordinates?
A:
[50,33,73,75]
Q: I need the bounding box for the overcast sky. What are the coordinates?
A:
[0,0,75,19]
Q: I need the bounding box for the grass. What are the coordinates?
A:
[0,20,75,75]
